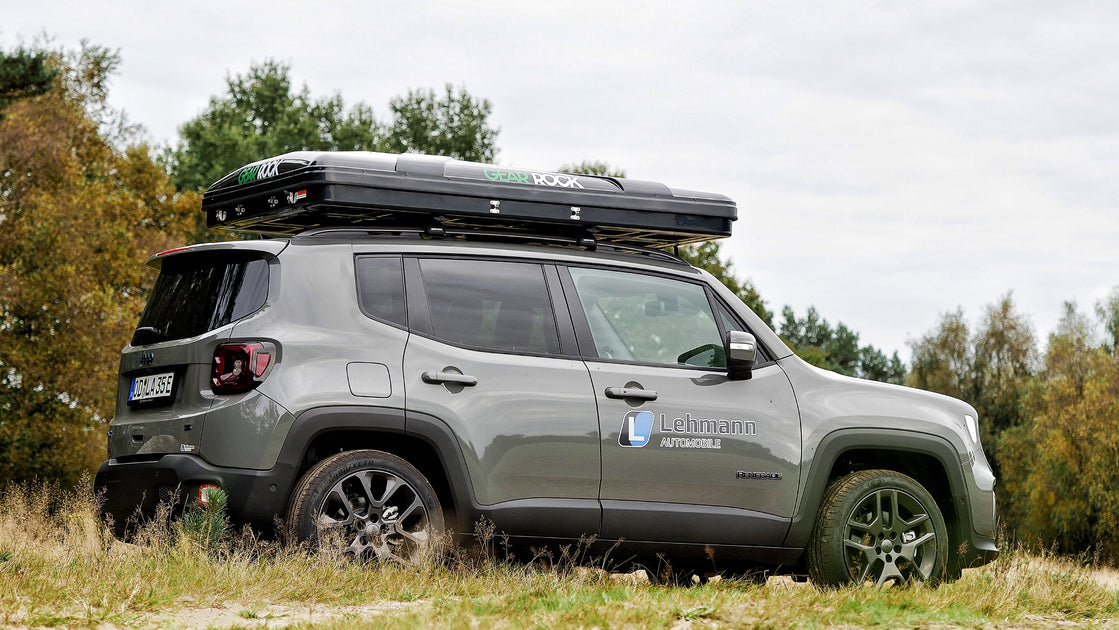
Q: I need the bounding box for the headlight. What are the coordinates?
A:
[964,414,979,444]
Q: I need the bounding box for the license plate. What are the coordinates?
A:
[129,372,175,402]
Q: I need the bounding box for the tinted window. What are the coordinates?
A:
[569,267,724,367]
[134,252,269,344]
[419,259,559,354]
[355,256,406,326]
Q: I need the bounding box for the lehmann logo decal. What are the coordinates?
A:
[618,411,758,450]
[618,411,654,447]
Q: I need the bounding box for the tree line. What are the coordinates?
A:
[2,41,1116,561]
[911,294,1119,559]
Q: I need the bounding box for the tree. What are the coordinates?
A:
[971,294,1036,441]
[164,60,382,193]
[165,62,499,194]
[1097,286,1119,354]
[859,346,907,384]
[0,47,57,119]
[997,303,1119,557]
[0,44,197,487]
[383,85,498,163]
[908,309,972,401]
[908,297,1037,482]
[558,160,624,177]
[781,306,905,382]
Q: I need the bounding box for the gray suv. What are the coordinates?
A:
[95,151,997,586]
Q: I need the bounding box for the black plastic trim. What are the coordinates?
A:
[478,498,601,538]
[786,428,996,566]
[601,500,789,546]
[95,454,295,534]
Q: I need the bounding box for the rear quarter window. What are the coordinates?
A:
[355,256,406,327]
[133,251,270,344]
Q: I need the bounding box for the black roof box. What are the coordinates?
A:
[202,151,736,248]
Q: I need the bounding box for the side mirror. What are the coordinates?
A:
[726,330,757,381]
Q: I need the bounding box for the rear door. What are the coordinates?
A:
[401,256,601,538]
[561,265,801,546]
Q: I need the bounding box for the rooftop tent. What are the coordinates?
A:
[202,151,736,249]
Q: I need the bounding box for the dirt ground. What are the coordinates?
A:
[88,566,1119,630]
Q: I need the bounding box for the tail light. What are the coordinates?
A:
[212,342,274,394]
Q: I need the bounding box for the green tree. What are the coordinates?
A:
[0,47,57,118]
[972,294,1036,442]
[0,44,197,487]
[998,303,1119,557]
[908,308,972,401]
[1096,286,1119,353]
[558,160,624,177]
[383,84,498,163]
[165,62,499,194]
[858,346,907,384]
[781,306,904,382]
[164,60,382,193]
[908,297,1037,481]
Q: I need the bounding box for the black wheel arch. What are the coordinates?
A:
[275,406,480,534]
[787,429,972,561]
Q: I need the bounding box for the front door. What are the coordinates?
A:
[563,265,801,546]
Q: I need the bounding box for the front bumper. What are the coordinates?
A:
[94,454,298,537]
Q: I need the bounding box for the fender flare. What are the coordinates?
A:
[785,428,972,550]
[275,406,480,530]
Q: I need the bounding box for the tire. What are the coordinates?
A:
[807,469,948,587]
[286,449,445,565]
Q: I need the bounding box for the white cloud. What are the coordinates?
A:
[4,0,1117,359]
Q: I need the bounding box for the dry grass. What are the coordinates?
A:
[1,480,1117,629]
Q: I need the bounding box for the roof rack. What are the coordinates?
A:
[201,151,736,250]
[290,225,689,265]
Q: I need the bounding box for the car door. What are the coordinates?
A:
[562,265,801,546]
[402,256,601,538]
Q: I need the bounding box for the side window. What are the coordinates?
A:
[355,256,406,327]
[568,267,725,368]
[419,259,560,355]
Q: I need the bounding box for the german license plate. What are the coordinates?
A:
[129,372,174,402]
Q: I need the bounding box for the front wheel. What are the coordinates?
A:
[807,469,948,587]
[286,449,445,565]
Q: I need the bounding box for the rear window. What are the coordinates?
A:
[133,251,270,344]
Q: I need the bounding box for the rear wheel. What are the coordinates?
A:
[286,449,444,565]
[807,469,947,587]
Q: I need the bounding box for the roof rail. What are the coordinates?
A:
[289,225,689,265]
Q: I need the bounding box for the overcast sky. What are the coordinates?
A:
[6,1,1117,359]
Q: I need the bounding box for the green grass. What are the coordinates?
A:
[1,480,1117,628]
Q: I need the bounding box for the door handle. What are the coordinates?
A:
[605,387,657,401]
[422,371,478,386]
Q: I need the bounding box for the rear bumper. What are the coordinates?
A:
[94,454,298,536]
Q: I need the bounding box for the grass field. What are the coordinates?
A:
[1,480,1117,629]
